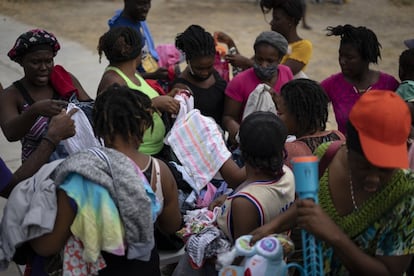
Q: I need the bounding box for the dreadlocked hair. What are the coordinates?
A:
[239,111,287,175]
[326,24,381,64]
[175,24,216,61]
[97,26,143,64]
[93,83,154,145]
[260,0,304,25]
[280,79,328,137]
[399,48,414,79]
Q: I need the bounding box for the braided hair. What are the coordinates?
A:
[175,25,216,61]
[93,83,154,145]
[97,26,143,64]
[280,79,329,137]
[326,24,381,64]
[260,0,304,25]
[239,111,287,175]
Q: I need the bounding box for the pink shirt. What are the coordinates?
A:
[225,65,293,120]
[321,72,399,134]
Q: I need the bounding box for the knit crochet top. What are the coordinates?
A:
[315,142,414,239]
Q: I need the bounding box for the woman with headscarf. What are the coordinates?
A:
[0,29,91,162]
[222,31,293,148]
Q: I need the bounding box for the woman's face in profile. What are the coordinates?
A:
[269,8,291,37]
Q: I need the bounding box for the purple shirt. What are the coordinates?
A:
[225,65,293,121]
[0,157,12,193]
[321,72,399,134]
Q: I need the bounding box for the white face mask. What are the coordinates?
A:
[187,61,211,82]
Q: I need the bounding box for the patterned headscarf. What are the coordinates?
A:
[7,29,60,62]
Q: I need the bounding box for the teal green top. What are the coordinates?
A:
[106,66,166,155]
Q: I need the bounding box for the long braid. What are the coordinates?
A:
[280,79,329,137]
[326,24,381,64]
[97,26,143,64]
[175,24,215,61]
[93,84,154,144]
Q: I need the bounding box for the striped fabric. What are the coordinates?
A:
[165,109,231,193]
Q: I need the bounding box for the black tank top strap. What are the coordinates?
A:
[13,80,35,105]
[13,80,62,105]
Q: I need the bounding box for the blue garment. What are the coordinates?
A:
[108,9,159,62]
[0,158,12,193]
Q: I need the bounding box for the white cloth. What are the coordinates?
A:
[242,83,277,120]
[62,103,101,155]
[173,90,194,121]
[293,70,309,79]
[165,110,231,193]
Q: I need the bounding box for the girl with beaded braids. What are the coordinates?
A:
[96,26,180,156]
[320,24,399,135]
[276,78,345,153]
[30,84,181,275]
[171,24,226,126]
[172,111,295,275]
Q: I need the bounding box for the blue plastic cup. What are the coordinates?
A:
[291,156,319,202]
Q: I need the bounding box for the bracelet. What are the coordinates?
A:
[42,136,58,150]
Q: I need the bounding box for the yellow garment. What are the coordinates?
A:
[281,39,313,71]
[106,66,166,155]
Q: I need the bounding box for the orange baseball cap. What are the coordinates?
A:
[349,90,411,168]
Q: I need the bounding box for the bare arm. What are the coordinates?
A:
[222,96,243,147]
[97,71,126,96]
[0,87,68,141]
[140,67,169,80]
[282,59,306,76]
[231,197,263,240]
[30,190,75,256]
[2,109,77,198]
[219,158,246,189]
[69,73,91,100]
[250,202,298,243]
[156,159,182,234]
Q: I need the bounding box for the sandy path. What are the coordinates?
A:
[1,0,412,83]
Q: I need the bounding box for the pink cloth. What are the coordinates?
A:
[155,44,181,68]
[321,72,399,134]
[63,235,107,275]
[225,66,293,122]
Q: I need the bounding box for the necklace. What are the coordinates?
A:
[349,171,359,211]
[352,85,372,95]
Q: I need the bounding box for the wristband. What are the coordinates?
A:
[42,135,58,150]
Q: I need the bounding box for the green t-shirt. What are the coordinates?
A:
[106,66,166,155]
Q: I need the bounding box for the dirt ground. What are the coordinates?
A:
[0,0,413,83]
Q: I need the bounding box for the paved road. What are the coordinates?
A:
[0,14,106,275]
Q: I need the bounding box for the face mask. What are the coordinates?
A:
[188,62,212,82]
[253,63,278,81]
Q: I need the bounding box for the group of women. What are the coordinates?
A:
[0,0,413,275]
